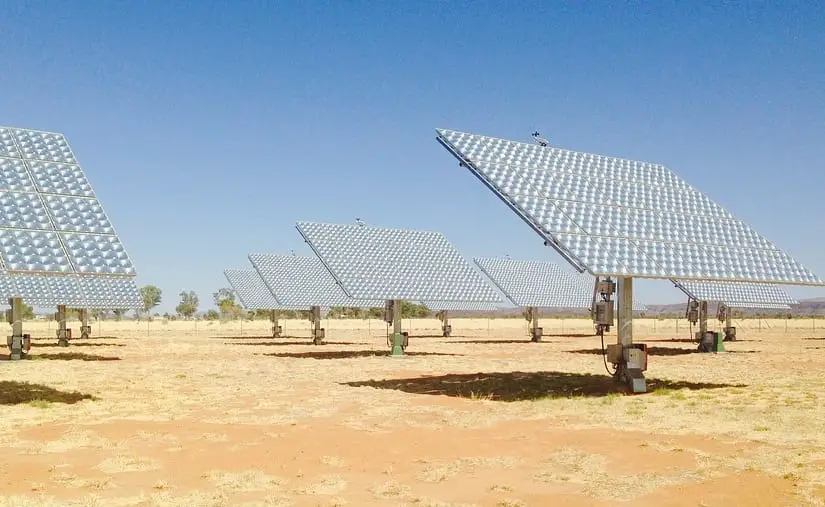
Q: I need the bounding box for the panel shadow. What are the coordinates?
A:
[344,371,746,401]
[263,350,461,360]
[33,342,126,348]
[230,340,368,346]
[29,353,121,362]
[0,381,96,405]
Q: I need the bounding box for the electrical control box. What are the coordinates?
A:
[597,280,615,296]
[383,301,394,324]
[625,347,647,371]
[606,344,623,364]
[593,301,614,326]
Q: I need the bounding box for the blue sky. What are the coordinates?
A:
[1,1,823,313]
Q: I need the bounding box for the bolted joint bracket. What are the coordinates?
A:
[311,327,325,345]
[272,325,282,338]
[442,324,452,337]
[530,327,543,342]
[7,334,28,360]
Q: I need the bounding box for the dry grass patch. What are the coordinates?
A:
[417,456,521,483]
[206,469,285,491]
[296,475,348,495]
[95,454,161,473]
[370,479,411,499]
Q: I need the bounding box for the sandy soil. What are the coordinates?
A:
[1,317,824,506]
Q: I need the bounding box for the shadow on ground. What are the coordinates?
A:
[569,347,758,356]
[230,340,368,346]
[803,337,825,341]
[30,353,121,362]
[0,381,96,405]
[33,342,125,348]
[569,347,699,357]
[217,335,303,341]
[264,350,461,360]
[451,339,553,345]
[344,371,746,401]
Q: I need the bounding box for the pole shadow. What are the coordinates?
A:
[27,353,121,362]
[641,338,698,343]
[0,381,96,405]
[263,350,462,360]
[33,342,126,348]
[343,371,746,401]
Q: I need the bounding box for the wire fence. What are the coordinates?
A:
[19,316,825,340]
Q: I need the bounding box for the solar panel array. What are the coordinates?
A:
[436,129,824,286]
[248,253,383,308]
[474,257,646,312]
[224,269,305,311]
[296,221,502,302]
[0,126,139,309]
[675,280,797,310]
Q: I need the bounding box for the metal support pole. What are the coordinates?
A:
[271,310,281,338]
[80,309,91,340]
[57,304,69,347]
[723,307,736,341]
[616,277,646,393]
[6,297,26,360]
[310,306,324,345]
[698,301,708,339]
[530,307,542,342]
[437,310,451,337]
[390,299,405,356]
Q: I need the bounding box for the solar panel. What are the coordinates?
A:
[725,301,792,310]
[473,257,647,312]
[0,126,136,279]
[474,257,592,309]
[675,280,797,308]
[436,129,824,286]
[96,277,142,309]
[248,253,382,307]
[0,271,141,309]
[224,268,305,311]
[420,300,505,311]
[296,221,503,302]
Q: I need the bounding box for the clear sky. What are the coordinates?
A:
[1,1,823,313]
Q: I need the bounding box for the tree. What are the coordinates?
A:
[140,285,162,317]
[112,308,127,321]
[213,288,239,319]
[176,290,199,319]
[21,303,34,320]
[206,309,220,321]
